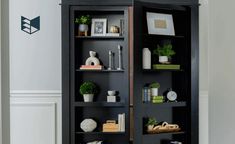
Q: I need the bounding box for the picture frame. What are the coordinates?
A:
[146,12,175,36]
[91,18,107,36]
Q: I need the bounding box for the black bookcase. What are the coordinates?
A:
[62,0,198,144]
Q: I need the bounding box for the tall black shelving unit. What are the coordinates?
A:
[62,0,198,144]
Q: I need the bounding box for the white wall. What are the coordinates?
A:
[209,0,235,143]
[1,0,10,143]
[199,0,209,144]
[9,0,61,144]
[0,0,2,142]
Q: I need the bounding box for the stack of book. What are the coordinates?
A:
[118,113,125,132]
[142,87,151,103]
[152,96,164,103]
[80,65,103,70]
[152,64,180,70]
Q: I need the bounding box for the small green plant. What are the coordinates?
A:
[149,82,160,88]
[146,117,158,126]
[75,15,91,25]
[79,82,98,95]
[153,43,176,59]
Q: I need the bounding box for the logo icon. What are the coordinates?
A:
[21,16,40,34]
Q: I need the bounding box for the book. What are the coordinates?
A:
[152,64,180,70]
[118,113,125,132]
[80,65,103,70]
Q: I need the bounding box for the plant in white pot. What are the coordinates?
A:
[153,43,175,64]
[75,15,91,36]
[149,82,160,96]
[146,117,158,131]
[80,82,98,102]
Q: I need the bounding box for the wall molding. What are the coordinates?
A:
[11,101,57,144]
[200,90,209,98]
[10,90,62,97]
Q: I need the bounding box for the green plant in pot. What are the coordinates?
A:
[146,117,158,131]
[153,43,176,64]
[75,15,91,36]
[80,82,98,102]
[149,82,160,96]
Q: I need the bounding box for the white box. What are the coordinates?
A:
[107,96,116,102]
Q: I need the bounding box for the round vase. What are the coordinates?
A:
[151,88,158,96]
[79,24,88,32]
[159,56,168,63]
[143,48,151,69]
[83,94,94,102]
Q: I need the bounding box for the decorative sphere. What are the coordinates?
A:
[80,119,97,132]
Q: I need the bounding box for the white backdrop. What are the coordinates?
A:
[8,0,209,144]
[9,0,61,144]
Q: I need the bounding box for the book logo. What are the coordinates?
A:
[21,16,40,34]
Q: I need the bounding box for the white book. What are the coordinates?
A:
[121,113,125,132]
[118,114,122,131]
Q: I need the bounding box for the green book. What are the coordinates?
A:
[152,99,164,103]
[153,64,180,70]
[152,96,164,100]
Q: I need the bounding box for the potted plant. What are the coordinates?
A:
[146,117,158,130]
[75,15,91,36]
[79,82,98,102]
[153,43,176,64]
[149,82,160,96]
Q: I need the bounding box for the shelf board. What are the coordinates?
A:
[143,69,183,72]
[74,102,126,107]
[75,36,125,39]
[143,102,187,107]
[76,131,125,135]
[76,69,125,72]
[143,34,185,39]
[143,131,185,136]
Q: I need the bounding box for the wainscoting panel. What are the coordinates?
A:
[10,91,61,144]
[199,91,209,144]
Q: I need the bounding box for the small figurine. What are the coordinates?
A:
[85,51,100,66]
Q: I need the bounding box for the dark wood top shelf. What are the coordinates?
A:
[143,34,185,39]
[76,69,125,72]
[143,131,185,136]
[76,131,125,135]
[75,36,125,39]
[143,102,186,107]
[143,69,183,72]
[74,102,126,107]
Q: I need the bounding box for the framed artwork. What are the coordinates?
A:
[91,18,107,36]
[146,12,175,36]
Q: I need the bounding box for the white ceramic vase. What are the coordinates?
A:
[151,88,158,96]
[159,56,168,63]
[83,94,94,102]
[143,48,151,69]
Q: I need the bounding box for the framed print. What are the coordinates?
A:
[91,18,107,36]
[146,12,175,36]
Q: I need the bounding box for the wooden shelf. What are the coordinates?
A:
[142,69,183,72]
[74,102,126,107]
[76,69,125,72]
[76,131,125,135]
[143,102,186,108]
[143,34,185,39]
[75,36,125,39]
[143,131,185,136]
